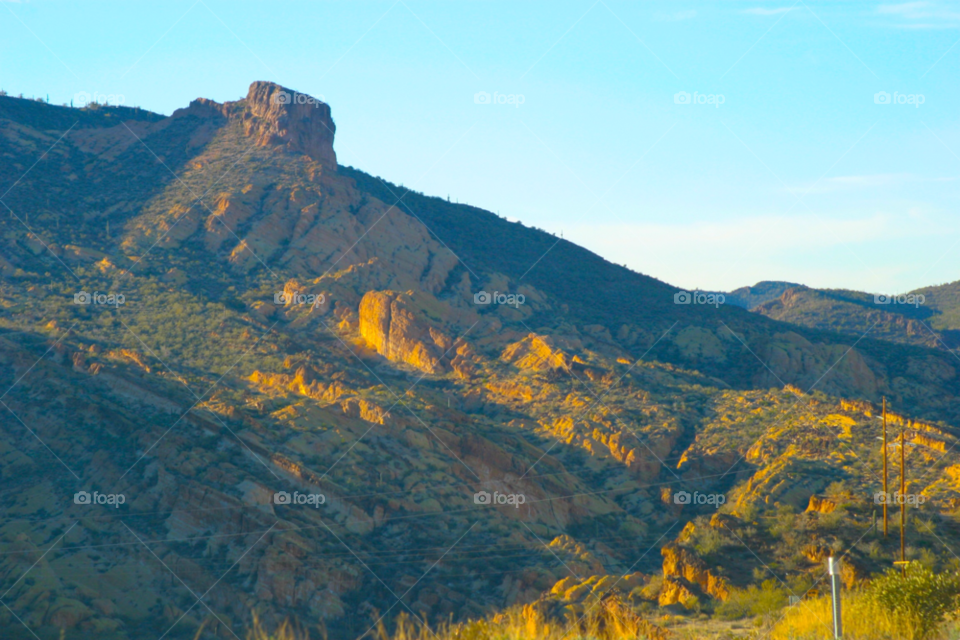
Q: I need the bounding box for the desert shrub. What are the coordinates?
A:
[738,503,760,522]
[825,481,853,503]
[818,508,846,531]
[682,595,702,614]
[867,564,960,640]
[858,540,883,559]
[916,547,940,571]
[639,574,663,600]
[769,506,798,537]
[682,519,730,558]
[715,580,789,620]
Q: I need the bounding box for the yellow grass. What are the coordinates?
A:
[244,597,667,640]
[771,593,923,640]
[244,613,313,640]
[386,598,668,640]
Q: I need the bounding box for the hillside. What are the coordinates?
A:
[752,286,960,352]
[2,83,960,639]
[724,281,803,310]
[335,165,960,421]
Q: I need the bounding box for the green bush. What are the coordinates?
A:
[715,580,789,620]
[867,563,960,640]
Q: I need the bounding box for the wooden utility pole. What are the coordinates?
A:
[882,396,888,537]
[900,420,906,575]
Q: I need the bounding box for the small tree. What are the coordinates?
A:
[867,563,960,640]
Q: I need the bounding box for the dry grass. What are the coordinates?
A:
[771,593,922,640]
[243,597,667,640]
[244,613,314,640]
[383,597,668,640]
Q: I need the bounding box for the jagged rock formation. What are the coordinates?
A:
[359,290,453,373]
[660,544,729,603]
[241,81,337,168]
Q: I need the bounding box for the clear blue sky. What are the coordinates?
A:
[2,0,959,293]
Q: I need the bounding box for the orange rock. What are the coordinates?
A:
[661,544,729,601]
[358,290,451,373]
[242,81,337,169]
[805,495,836,514]
[501,334,573,370]
[658,577,696,606]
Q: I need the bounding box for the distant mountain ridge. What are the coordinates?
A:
[727,281,960,352]
[723,280,803,309]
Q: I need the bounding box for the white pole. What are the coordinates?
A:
[828,556,842,639]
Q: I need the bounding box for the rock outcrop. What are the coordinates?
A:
[359,290,455,373]
[659,577,698,607]
[660,544,729,602]
[501,334,577,371]
[240,81,337,169]
[805,495,837,514]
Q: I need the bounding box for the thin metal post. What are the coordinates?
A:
[828,556,842,639]
[882,397,888,538]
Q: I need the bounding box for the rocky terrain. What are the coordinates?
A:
[748,285,960,352]
[2,83,960,639]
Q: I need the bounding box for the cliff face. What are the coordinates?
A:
[240,81,337,169]
[358,290,453,374]
[660,544,730,603]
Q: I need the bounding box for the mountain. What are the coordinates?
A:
[724,281,803,310]
[2,83,960,639]
[748,285,960,352]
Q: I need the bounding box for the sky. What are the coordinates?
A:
[1,0,959,294]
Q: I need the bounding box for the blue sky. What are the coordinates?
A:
[2,0,959,293]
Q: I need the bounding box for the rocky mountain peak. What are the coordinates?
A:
[239,81,337,168]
